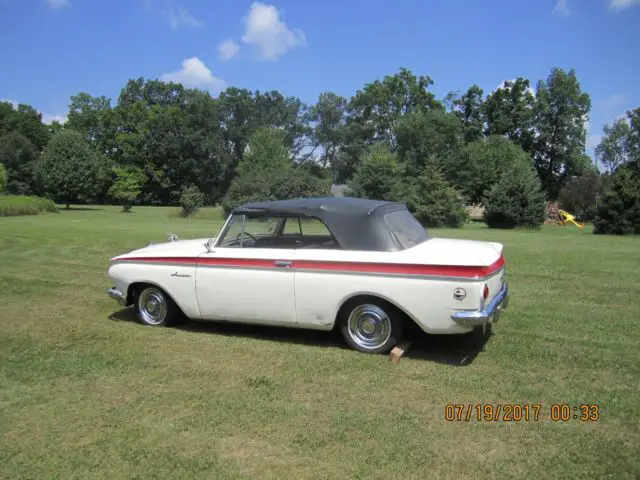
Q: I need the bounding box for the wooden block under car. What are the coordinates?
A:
[389,341,412,363]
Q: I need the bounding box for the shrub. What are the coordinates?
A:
[0,195,58,217]
[483,163,546,229]
[108,166,146,212]
[557,170,602,222]
[392,163,468,228]
[222,167,330,216]
[179,185,205,217]
[593,168,640,235]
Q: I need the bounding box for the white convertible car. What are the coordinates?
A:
[107,197,509,353]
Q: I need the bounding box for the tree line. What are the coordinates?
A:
[0,67,638,232]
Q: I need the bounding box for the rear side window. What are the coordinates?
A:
[384,209,428,250]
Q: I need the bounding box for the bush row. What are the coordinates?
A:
[0,195,58,217]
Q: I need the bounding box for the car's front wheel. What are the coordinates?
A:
[339,299,404,353]
[135,286,179,327]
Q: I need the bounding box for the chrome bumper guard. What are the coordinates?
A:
[451,282,510,327]
[108,287,127,306]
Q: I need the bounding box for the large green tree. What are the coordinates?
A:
[0,101,50,151]
[447,136,533,205]
[309,92,347,178]
[236,127,291,177]
[110,80,231,204]
[223,127,328,214]
[596,108,640,173]
[483,78,536,153]
[533,68,591,199]
[67,93,114,154]
[218,87,308,181]
[0,132,39,195]
[39,130,109,208]
[395,110,461,177]
[348,68,443,149]
[449,85,485,144]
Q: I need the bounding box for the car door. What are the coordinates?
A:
[195,215,296,325]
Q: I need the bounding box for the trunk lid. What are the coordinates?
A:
[398,237,503,267]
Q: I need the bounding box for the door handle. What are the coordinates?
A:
[274,260,292,268]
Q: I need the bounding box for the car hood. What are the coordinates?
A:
[398,237,503,267]
[112,238,210,261]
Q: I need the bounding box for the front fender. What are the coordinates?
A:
[107,262,200,319]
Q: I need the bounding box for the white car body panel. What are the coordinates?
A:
[196,248,297,325]
[108,235,507,335]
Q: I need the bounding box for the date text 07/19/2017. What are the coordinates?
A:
[444,404,601,422]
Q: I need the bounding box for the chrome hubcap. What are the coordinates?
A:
[138,288,167,325]
[347,304,391,350]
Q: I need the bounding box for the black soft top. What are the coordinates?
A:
[232,197,426,251]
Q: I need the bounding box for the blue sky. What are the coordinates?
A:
[1,0,639,156]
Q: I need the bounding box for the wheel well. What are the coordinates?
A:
[126,282,150,305]
[126,282,175,307]
[335,294,415,329]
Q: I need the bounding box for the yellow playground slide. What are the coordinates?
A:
[557,209,585,228]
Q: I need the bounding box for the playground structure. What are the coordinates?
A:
[546,202,585,228]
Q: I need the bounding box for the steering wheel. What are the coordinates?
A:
[235,231,257,246]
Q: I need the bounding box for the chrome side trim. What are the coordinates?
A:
[108,287,127,306]
[451,282,510,327]
[295,268,505,283]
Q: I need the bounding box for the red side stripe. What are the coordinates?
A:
[116,254,505,279]
[294,255,505,278]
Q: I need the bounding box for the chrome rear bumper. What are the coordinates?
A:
[108,287,127,306]
[451,282,510,327]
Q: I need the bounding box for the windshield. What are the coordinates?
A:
[216,214,279,247]
[383,209,428,250]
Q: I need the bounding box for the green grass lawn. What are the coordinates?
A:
[1,206,638,479]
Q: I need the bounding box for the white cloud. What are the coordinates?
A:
[218,40,240,62]
[241,2,306,61]
[552,0,570,15]
[1,98,18,108]
[44,0,70,9]
[162,7,203,28]
[609,0,640,11]
[160,57,226,92]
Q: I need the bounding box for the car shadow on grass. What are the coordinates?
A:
[108,308,490,366]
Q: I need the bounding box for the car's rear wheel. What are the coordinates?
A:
[135,286,178,327]
[339,299,404,353]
